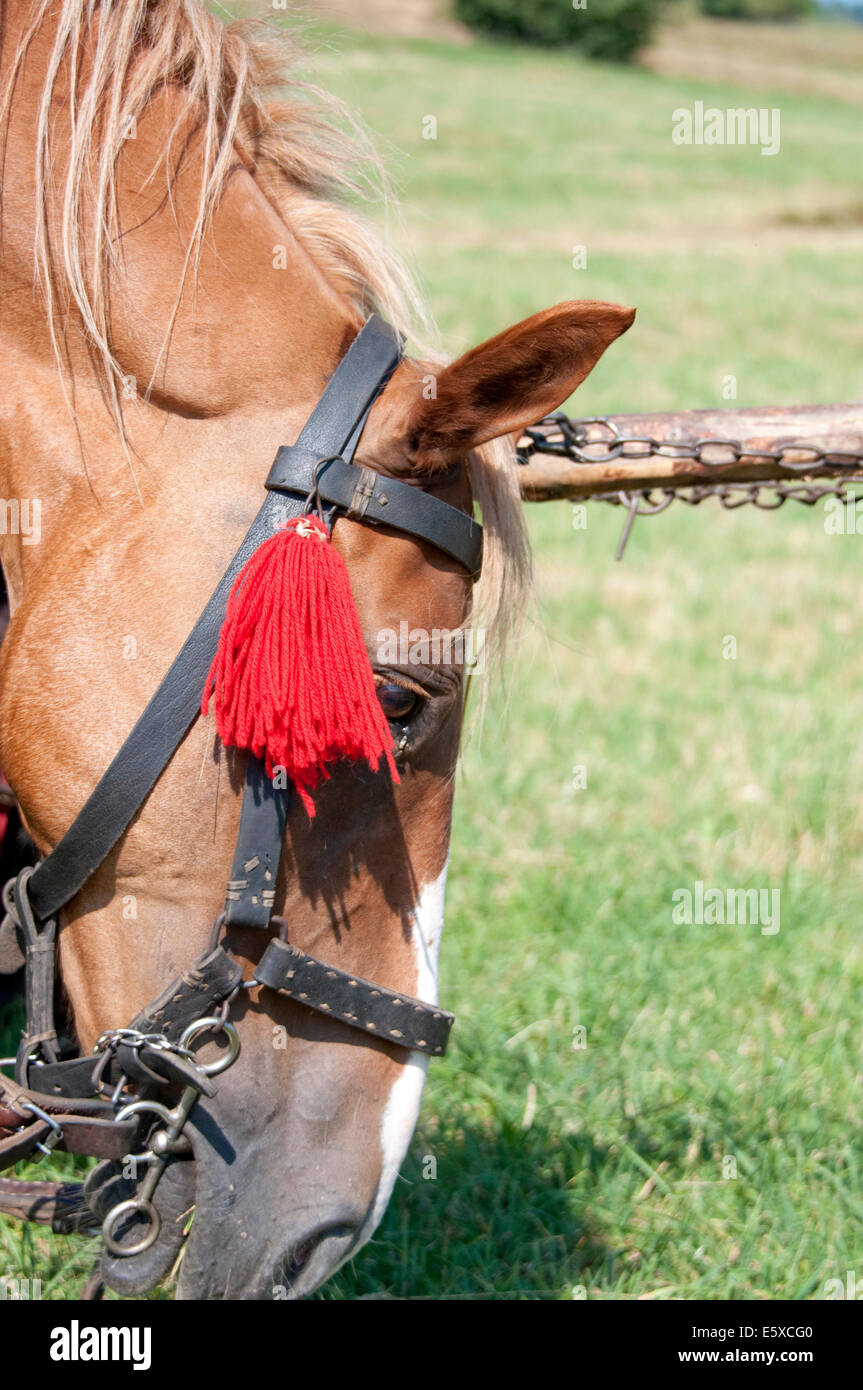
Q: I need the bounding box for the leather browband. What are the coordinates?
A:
[266,447,483,577]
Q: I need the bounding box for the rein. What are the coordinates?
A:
[0,316,482,1277]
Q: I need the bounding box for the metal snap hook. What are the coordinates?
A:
[102,1197,162,1259]
[178,1017,240,1076]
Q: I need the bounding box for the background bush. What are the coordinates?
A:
[699,0,813,19]
[454,0,663,63]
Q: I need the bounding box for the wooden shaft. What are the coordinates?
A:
[517,403,863,500]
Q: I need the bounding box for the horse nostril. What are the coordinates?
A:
[284,1239,315,1281]
[273,1239,318,1293]
[274,1219,361,1294]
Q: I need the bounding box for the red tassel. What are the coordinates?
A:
[202,514,398,816]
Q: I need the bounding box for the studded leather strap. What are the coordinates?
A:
[254,937,453,1057]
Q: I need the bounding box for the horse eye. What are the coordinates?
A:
[376,682,420,723]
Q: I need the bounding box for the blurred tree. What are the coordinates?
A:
[454,0,665,63]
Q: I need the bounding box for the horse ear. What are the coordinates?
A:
[408,301,635,468]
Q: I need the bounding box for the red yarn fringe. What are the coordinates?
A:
[202,515,398,816]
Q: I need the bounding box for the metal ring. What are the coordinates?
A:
[178,1017,240,1076]
[102,1197,162,1259]
[115,1097,176,1126]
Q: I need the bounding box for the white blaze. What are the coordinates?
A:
[355,859,449,1248]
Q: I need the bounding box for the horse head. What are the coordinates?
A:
[0,0,633,1298]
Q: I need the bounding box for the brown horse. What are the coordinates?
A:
[0,0,633,1298]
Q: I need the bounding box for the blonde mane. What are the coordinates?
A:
[2,0,530,655]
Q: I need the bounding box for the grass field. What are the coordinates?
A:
[3,12,863,1300]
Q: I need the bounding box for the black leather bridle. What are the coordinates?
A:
[0,315,482,1259]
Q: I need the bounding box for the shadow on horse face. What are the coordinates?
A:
[168,760,453,1300]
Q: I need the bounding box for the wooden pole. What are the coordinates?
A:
[517,402,863,500]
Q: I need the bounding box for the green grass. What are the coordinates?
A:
[315,501,863,1300]
[304,25,863,409]
[4,19,863,1300]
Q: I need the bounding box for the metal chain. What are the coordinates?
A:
[517,413,863,558]
[94,1027,195,1059]
[518,412,863,473]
